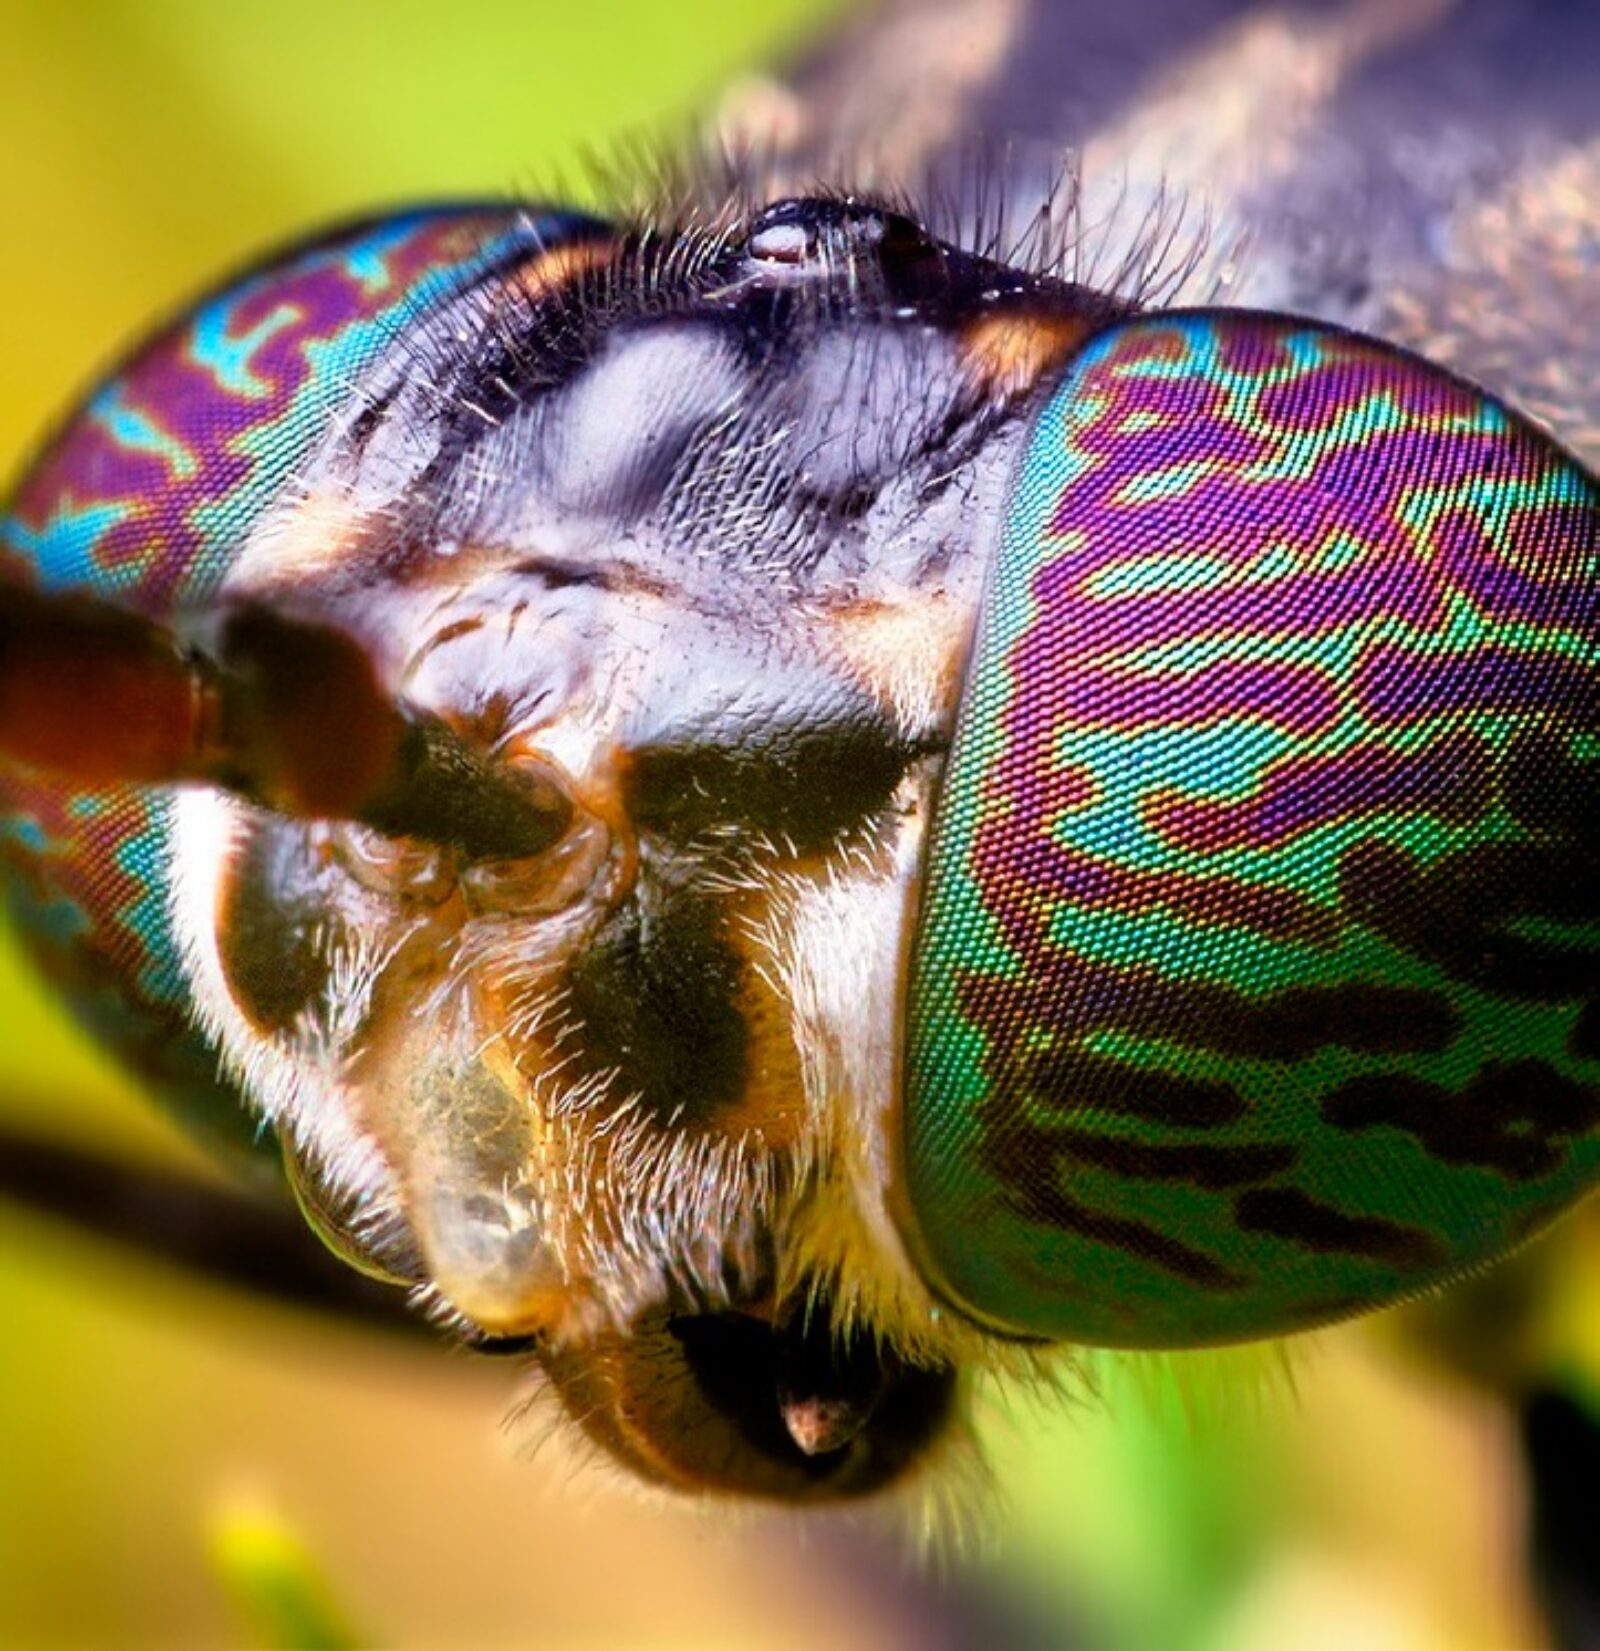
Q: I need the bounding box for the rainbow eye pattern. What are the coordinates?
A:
[905,310,1600,1347]
[0,191,1595,1504]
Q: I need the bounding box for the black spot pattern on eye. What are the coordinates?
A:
[1233,1187,1444,1270]
[1574,1000,1600,1060]
[959,967,1459,1069]
[1040,1125,1296,1189]
[567,882,748,1127]
[1504,730,1600,843]
[1321,1061,1600,1180]
[1339,838,1600,1003]
[981,1131,1245,1290]
[1024,1048,1249,1127]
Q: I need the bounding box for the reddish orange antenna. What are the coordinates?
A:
[0,585,569,862]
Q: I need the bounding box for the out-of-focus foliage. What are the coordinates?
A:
[0,4,1587,1647]
[210,1502,364,1651]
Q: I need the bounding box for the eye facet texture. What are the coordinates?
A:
[0,206,598,1146]
[905,310,1600,1347]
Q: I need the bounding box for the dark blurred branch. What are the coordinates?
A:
[1523,1386,1600,1651]
[0,1128,426,1338]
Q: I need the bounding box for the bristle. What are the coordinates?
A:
[531,127,1217,315]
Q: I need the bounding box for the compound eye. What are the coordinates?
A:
[3,203,609,622]
[903,310,1600,1348]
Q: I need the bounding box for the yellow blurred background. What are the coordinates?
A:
[0,3,1585,1646]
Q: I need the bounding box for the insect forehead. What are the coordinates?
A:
[266,189,1120,699]
[903,309,1600,1348]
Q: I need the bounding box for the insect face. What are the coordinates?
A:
[0,193,1127,1500]
[1,188,1595,1505]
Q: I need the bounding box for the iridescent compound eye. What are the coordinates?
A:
[904,310,1600,1347]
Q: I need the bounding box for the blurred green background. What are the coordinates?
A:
[0,3,1583,1646]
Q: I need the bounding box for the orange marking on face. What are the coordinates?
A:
[234,483,371,585]
[509,237,619,302]
[960,308,1098,401]
[827,594,976,732]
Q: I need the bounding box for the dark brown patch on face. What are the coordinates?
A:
[626,704,911,856]
[1321,1060,1600,1180]
[567,881,748,1127]
[217,822,334,1036]
[1233,1187,1444,1271]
